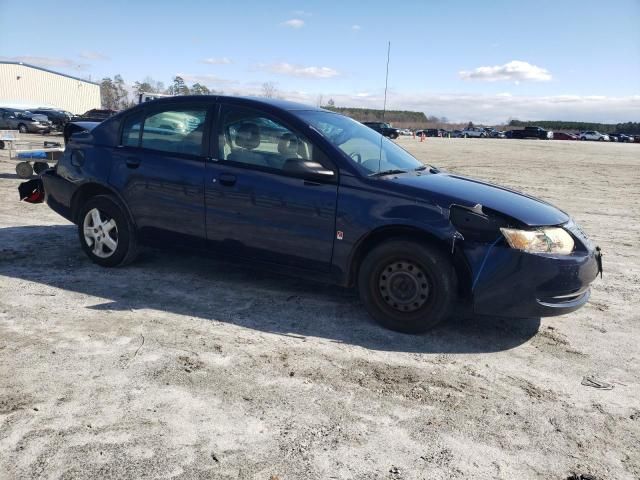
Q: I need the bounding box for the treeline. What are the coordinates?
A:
[100,75,222,110]
[509,120,640,134]
[322,106,430,127]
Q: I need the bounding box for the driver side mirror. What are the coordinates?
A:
[282,159,335,181]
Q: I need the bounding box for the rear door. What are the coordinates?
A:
[204,103,338,271]
[109,102,212,247]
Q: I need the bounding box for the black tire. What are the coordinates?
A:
[0,140,5,149]
[390,133,399,140]
[357,240,456,334]
[18,124,28,134]
[581,137,586,141]
[33,162,49,174]
[598,137,604,141]
[77,195,138,267]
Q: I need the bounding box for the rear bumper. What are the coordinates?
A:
[41,169,75,222]
[468,241,601,318]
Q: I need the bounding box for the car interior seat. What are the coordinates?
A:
[227,122,268,167]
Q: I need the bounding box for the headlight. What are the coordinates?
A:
[500,227,574,255]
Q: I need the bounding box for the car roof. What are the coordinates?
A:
[139,95,326,113]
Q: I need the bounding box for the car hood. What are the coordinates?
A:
[388,172,570,227]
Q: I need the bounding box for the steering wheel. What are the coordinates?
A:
[349,152,362,163]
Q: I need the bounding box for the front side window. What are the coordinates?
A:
[298,110,424,175]
[219,106,329,172]
[141,108,207,155]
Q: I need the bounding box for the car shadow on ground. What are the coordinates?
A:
[0,225,541,354]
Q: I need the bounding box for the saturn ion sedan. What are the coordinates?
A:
[22,95,602,333]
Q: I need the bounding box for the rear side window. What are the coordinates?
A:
[141,108,207,155]
[121,112,143,147]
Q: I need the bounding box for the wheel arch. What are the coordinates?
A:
[345,225,472,296]
[70,182,135,227]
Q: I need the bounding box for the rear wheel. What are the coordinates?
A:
[78,195,138,267]
[358,240,456,333]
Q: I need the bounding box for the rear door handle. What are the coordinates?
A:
[125,156,140,169]
[218,173,236,186]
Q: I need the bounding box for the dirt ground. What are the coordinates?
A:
[0,134,638,480]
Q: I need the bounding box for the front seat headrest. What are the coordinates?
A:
[235,123,260,150]
[277,132,300,157]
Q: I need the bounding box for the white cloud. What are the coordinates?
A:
[0,55,89,71]
[351,24,362,31]
[200,57,232,65]
[281,18,305,28]
[460,60,552,82]
[259,62,340,79]
[79,51,110,61]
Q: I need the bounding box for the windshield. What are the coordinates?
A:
[298,111,425,175]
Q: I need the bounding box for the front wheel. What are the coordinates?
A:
[78,195,138,267]
[18,124,28,134]
[358,240,456,333]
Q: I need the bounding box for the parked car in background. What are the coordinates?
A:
[0,108,53,133]
[72,109,118,123]
[362,121,400,139]
[552,132,578,141]
[507,126,553,140]
[399,129,413,136]
[30,108,73,131]
[579,131,609,141]
[415,129,439,138]
[461,126,488,138]
[609,133,634,143]
[27,95,602,333]
[451,130,464,138]
[488,130,506,138]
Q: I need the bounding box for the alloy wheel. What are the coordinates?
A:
[83,208,118,258]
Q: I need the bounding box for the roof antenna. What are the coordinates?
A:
[382,41,391,122]
[378,41,391,174]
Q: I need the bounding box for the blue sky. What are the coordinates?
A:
[1,0,639,123]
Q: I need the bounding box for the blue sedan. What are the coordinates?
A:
[25,96,602,333]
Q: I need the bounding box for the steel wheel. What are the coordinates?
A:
[378,260,430,313]
[83,208,119,258]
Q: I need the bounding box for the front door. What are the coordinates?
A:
[109,104,211,247]
[204,104,338,271]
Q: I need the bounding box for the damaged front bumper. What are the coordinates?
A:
[464,239,601,318]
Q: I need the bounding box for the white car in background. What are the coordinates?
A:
[580,131,610,141]
[461,126,488,138]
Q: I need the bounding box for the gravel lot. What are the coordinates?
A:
[1,134,638,480]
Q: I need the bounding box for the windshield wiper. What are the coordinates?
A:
[369,169,408,177]
[414,165,427,171]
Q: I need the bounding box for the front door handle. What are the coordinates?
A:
[218,173,236,186]
[125,156,140,169]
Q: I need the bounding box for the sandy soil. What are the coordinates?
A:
[0,134,638,480]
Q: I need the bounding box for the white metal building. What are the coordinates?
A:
[0,61,101,114]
